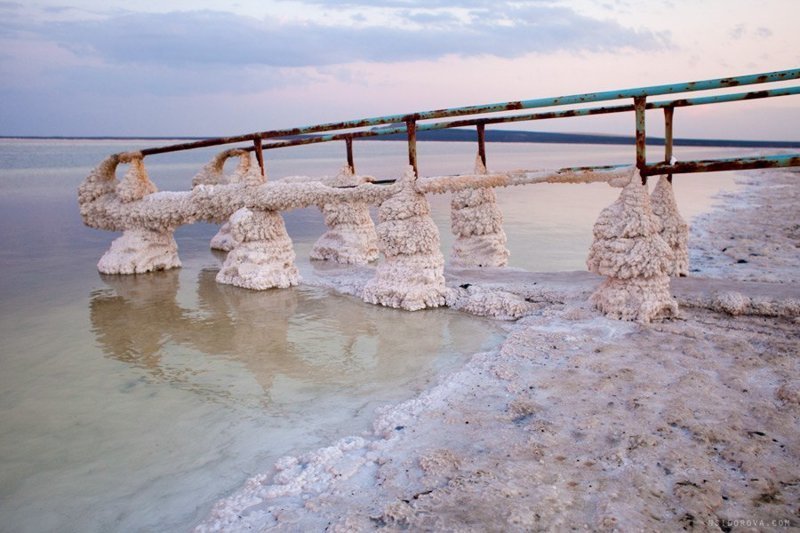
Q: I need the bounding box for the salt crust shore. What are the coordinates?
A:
[199,169,799,532]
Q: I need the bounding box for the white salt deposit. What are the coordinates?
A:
[362,167,448,311]
[197,168,800,533]
[80,150,646,317]
[310,166,379,265]
[115,152,157,203]
[587,169,678,323]
[97,228,181,274]
[215,208,301,290]
[651,175,689,276]
[202,150,267,251]
[449,156,509,268]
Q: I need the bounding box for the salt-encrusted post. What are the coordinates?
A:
[310,166,379,265]
[449,155,509,268]
[192,150,267,252]
[216,207,300,290]
[94,153,182,274]
[650,175,689,276]
[586,168,678,323]
[362,167,447,311]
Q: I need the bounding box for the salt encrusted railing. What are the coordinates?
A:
[79,68,800,322]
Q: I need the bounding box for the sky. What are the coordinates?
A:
[1,0,798,139]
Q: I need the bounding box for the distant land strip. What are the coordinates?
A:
[2,129,799,148]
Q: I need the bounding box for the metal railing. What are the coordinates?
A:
[130,68,800,182]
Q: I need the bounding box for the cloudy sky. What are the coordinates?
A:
[1,0,798,139]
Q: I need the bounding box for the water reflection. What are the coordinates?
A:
[90,268,498,410]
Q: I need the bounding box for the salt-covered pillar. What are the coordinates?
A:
[96,153,182,275]
[362,167,447,311]
[310,166,379,265]
[449,156,509,267]
[216,207,300,290]
[192,150,267,252]
[586,169,678,323]
[650,175,689,276]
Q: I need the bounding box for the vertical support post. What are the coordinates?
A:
[253,133,265,176]
[634,96,647,184]
[476,122,487,168]
[664,106,674,184]
[345,136,355,174]
[406,118,418,177]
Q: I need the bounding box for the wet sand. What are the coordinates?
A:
[199,168,799,532]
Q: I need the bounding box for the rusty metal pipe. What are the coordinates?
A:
[143,85,800,158]
[634,96,647,183]
[135,69,800,157]
[664,107,674,183]
[477,123,487,168]
[345,136,355,173]
[643,154,800,176]
[406,118,418,176]
[252,134,265,176]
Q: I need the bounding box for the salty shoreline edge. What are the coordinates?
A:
[198,168,800,532]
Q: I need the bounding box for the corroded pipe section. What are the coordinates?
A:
[663,106,674,183]
[135,68,800,157]
[634,96,647,183]
[643,154,800,176]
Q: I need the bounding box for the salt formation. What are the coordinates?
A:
[362,167,447,311]
[449,156,509,267]
[191,150,267,252]
[97,229,181,275]
[91,153,182,274]
[215,207,300,290]
[115,153,157,203]
[586,169,678,322]
[310,166,379,265]
[192,149,238,188]
[650,175,689,276]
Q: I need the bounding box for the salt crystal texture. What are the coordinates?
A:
[362,167,447,310]
[97,228,181,274]
[215,208,301,290]
[115,153,157,203]
[310,166,379,265]
[587,169,678,322]
[91,153,183,274]
[192,150,266,252]
[449,156,510,268]
[650,175,689,276]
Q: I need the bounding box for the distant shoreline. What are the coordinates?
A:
[2,130,799,149]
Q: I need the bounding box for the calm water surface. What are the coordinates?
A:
[0,139,741,532]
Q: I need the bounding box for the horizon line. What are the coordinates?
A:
[1,130,799,149]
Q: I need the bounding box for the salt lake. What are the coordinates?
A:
[0,138,742,531]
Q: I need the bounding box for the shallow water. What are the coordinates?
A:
[0,138,742,531]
